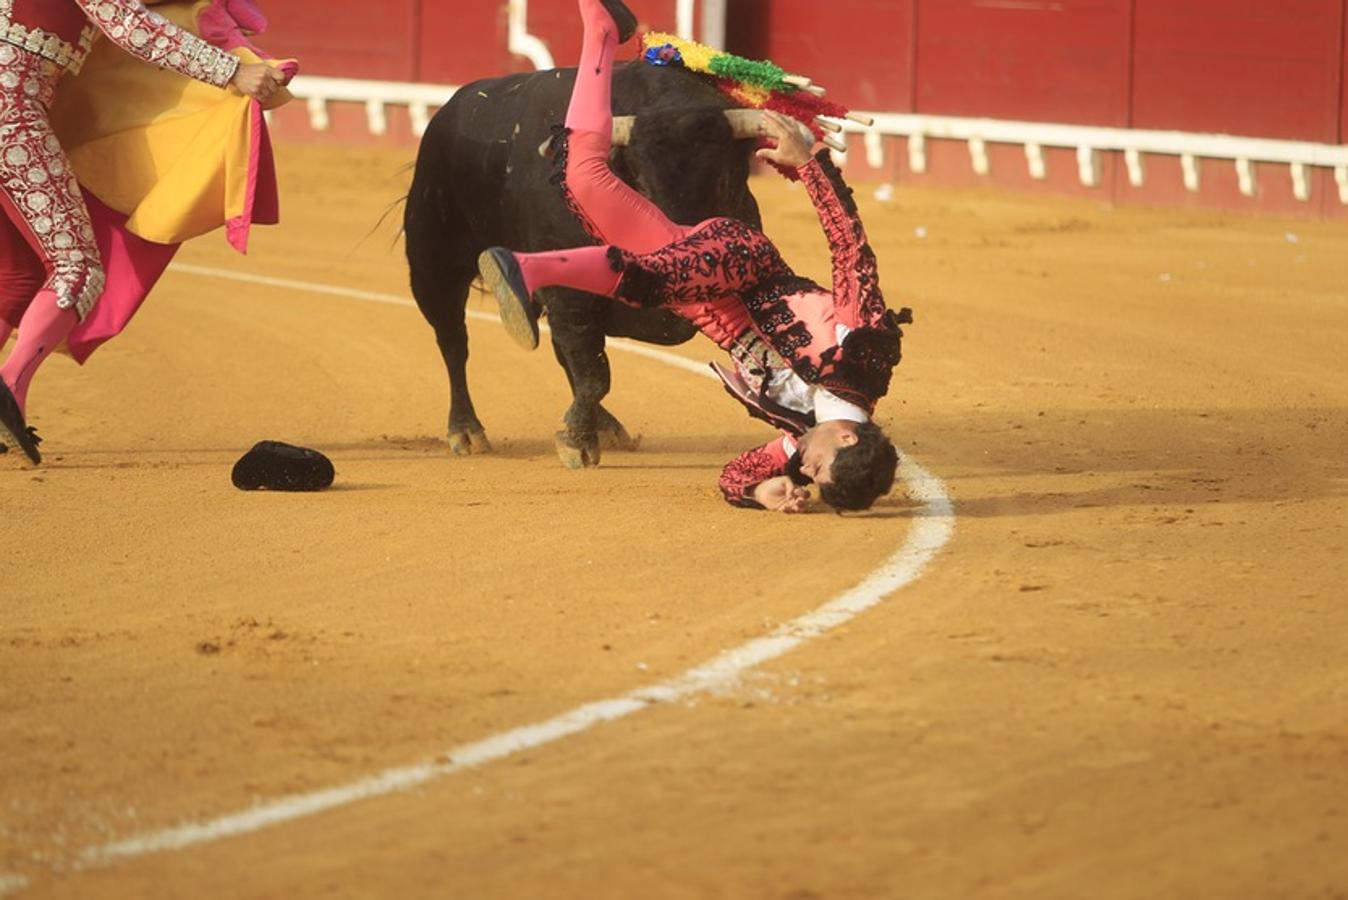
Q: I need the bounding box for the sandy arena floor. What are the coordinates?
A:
[3,143,1347,899]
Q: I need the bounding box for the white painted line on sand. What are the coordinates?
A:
[15,264,954,888]
[169,263,716,378]
[0,876,28,898]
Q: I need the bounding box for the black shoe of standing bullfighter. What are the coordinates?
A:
[600,0,639,43]
[478,247,540,351]
[0,379,41,465]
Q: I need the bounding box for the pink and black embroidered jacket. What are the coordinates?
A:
[606,148,911,508]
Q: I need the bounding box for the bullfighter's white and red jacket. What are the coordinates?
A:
[0,0,239,83]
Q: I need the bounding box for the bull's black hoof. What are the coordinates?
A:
[555,430,601,469]
[0,380,41,465]
[448,428,493,456]
[598,421,641,452]
[478,247,539,351]
[232,441,334,492]
[595,406,641,451]
[600,0,638,43]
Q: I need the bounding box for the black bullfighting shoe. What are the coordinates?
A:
[478,247,540,351]
[600,0,639,43]
[0,379,41,465]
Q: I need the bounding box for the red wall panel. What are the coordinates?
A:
[728,0,916,111]
[526,0,684,68]
[1341,0,1348,143]
[263,0,419,81]
[412,2,512,84]
[256,0,1348,219]
[1132,0,1344,141]
[914,0,1132,125]
[416,2,512,84]
[404,1,690,86]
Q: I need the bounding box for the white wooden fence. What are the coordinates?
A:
[284,74,1348,206]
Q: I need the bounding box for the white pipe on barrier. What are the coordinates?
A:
[840,113,1348,168]
[839,112,1348,202]
[676,0,696,41]
[289,76,459,137]
[508,0,556,71]
[700,0,727,49]
[1181,154,1200,193]
[280,75,1348,205]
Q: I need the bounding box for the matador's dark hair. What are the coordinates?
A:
[820,422,898,511]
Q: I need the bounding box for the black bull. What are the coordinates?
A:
[404,61,762,467]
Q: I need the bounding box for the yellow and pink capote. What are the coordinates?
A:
[50,0,296,360]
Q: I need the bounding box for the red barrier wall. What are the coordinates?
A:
[416,3,507,84]
[1342,6,1348,144]
[260,0,1348,218]
[266,1,689,82]
[1132,0,1344,142]
[728,0,917,111]
[913,0,1132,126]
[1335,8,1348,220]
[265,0,419,82]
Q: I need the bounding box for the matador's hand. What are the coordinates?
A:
[755,110,816,169]
[752,475,811,514]
[230,62,285,102]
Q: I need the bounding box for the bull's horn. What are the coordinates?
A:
[723,108,767,139]
[536,118,642,155]
[608,109,768,145]
[612,115,636,146]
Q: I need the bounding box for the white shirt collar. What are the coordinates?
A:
[814,388,870,425]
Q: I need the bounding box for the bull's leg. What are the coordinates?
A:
[439,314,494,456]
[589,305,699,451]
[545,289,609,468]
[605,303,698,346]
[553,348,639,453]
[594,405,640,451]
[411,264,491,456]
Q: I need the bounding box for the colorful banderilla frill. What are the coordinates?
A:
[639,32,865,177]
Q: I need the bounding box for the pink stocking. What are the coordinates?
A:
[0,290,78,415]
[516,246,621,298]
[558,0,692,252]
[565,0,620,134]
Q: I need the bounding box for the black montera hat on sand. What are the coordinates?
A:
[232,441,334,492]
